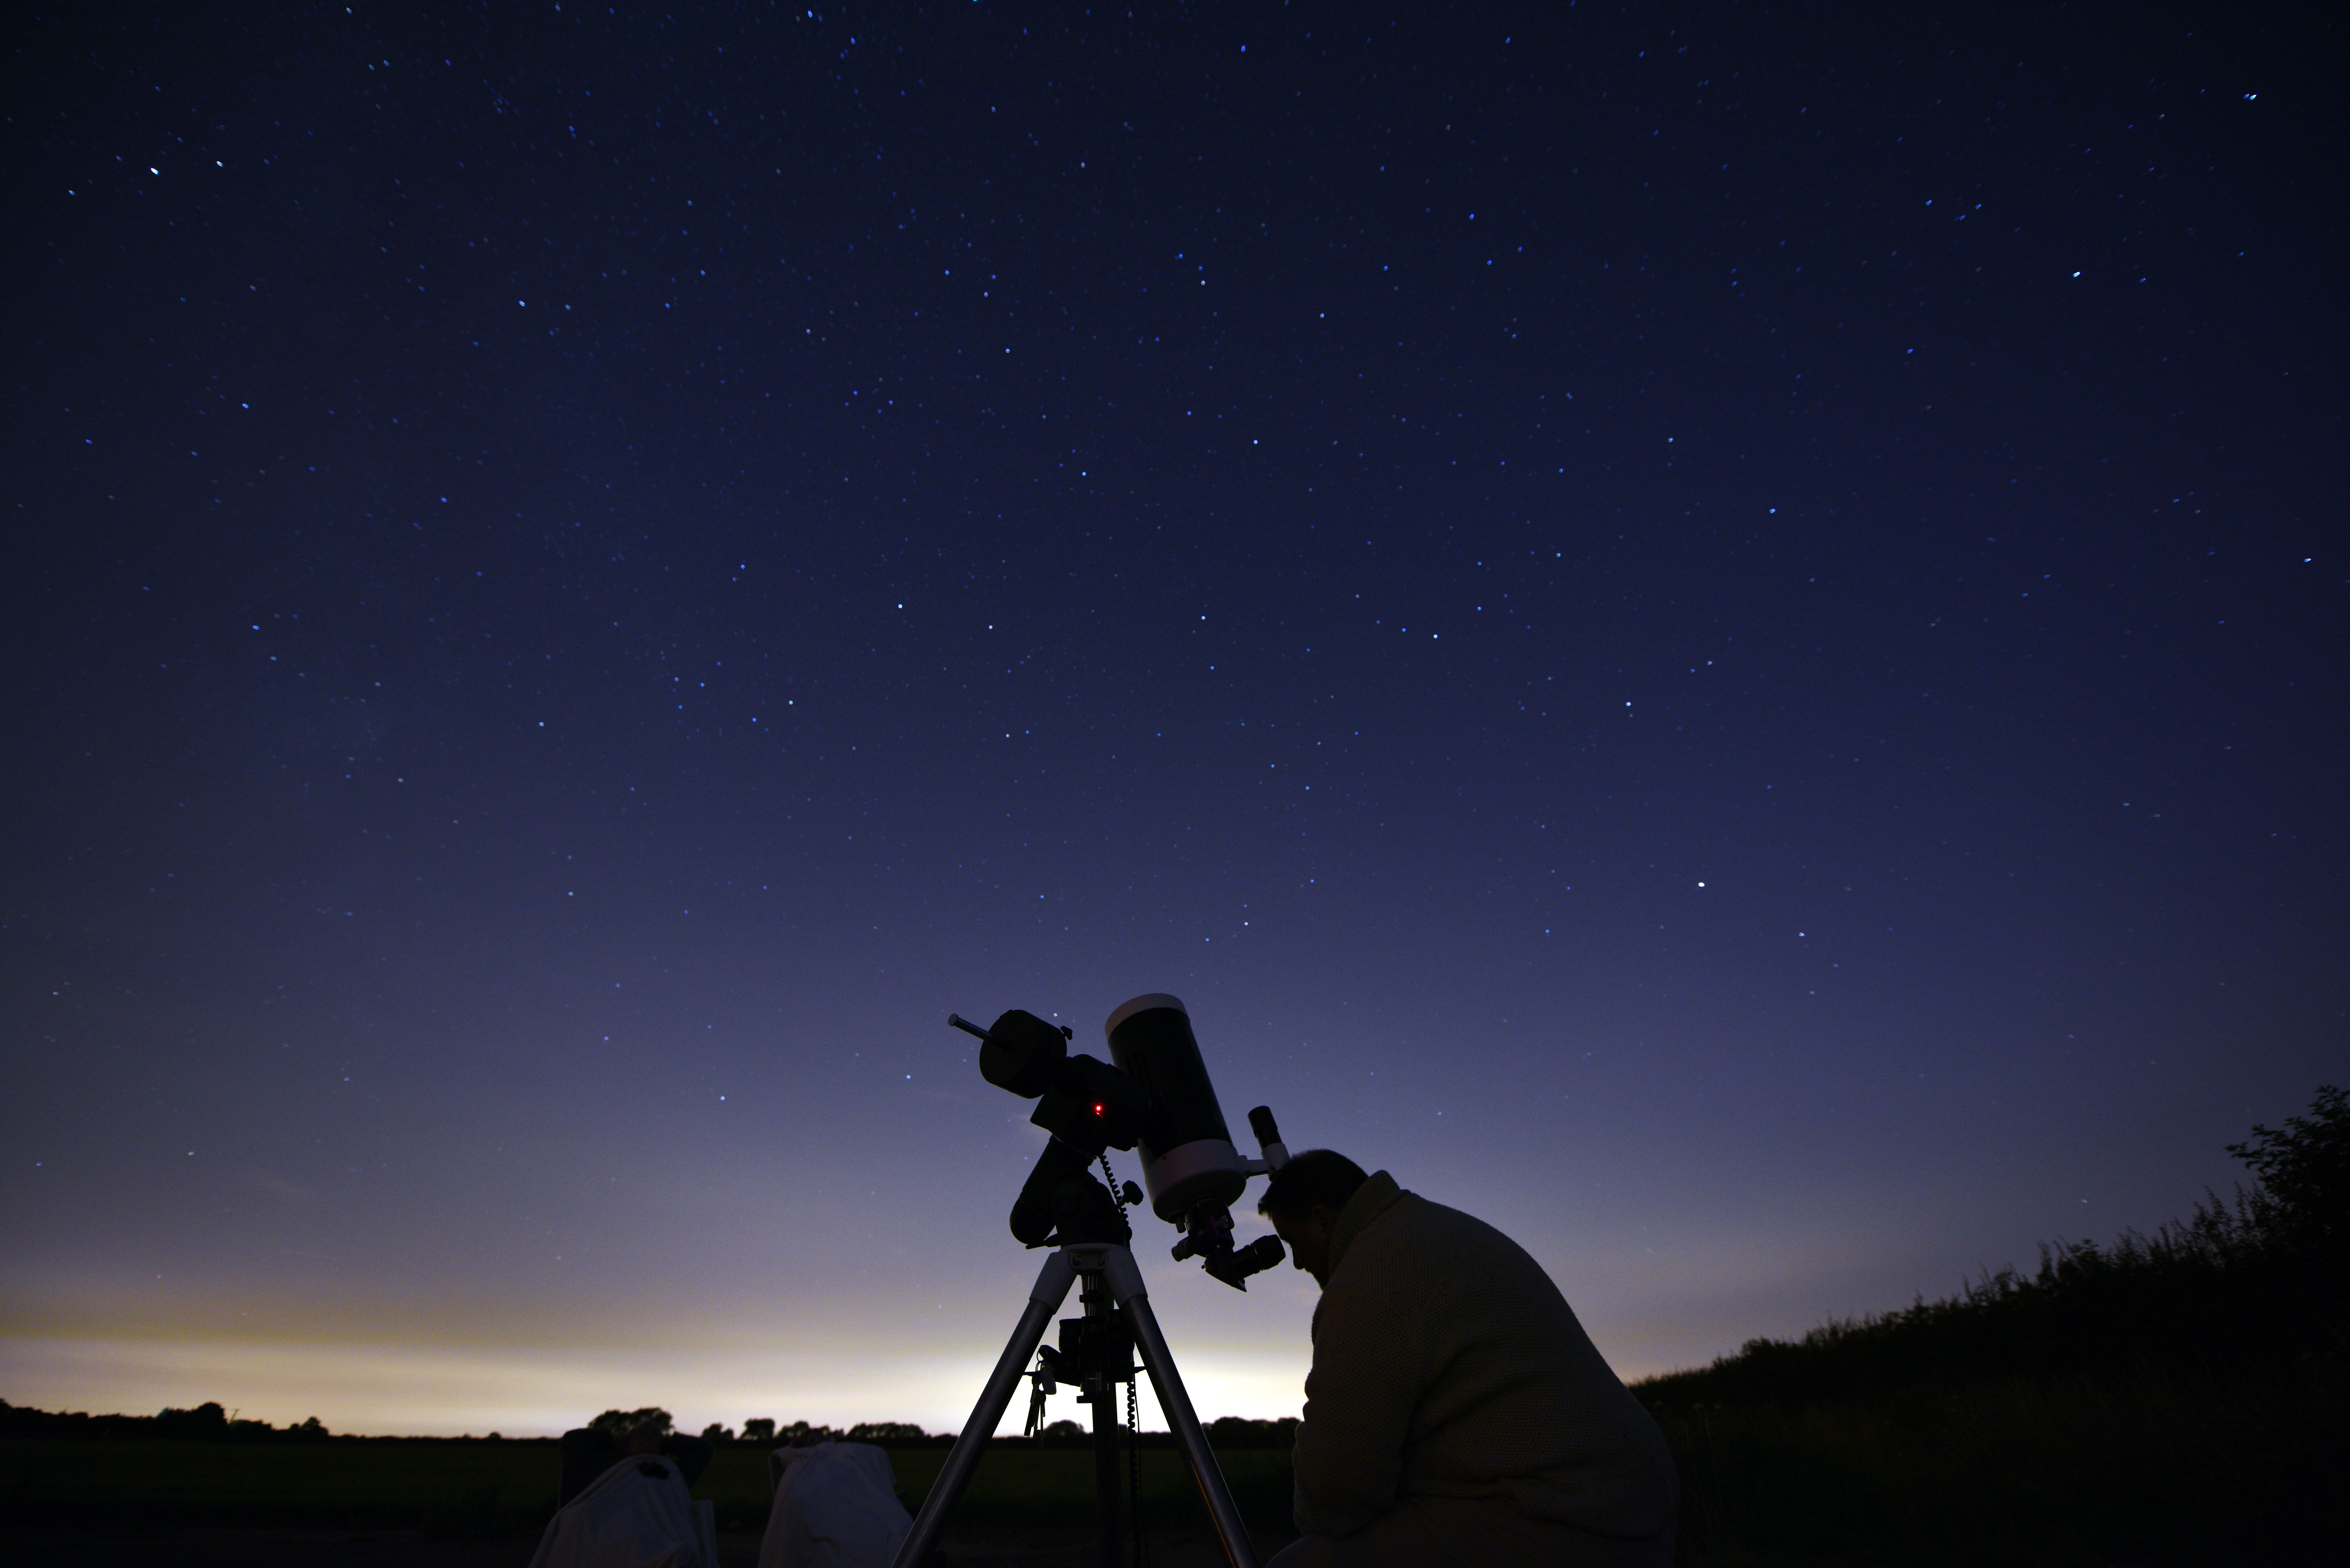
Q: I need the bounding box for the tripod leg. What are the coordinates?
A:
[1102,1248,1260,1568]
[891,1250,1077,1568]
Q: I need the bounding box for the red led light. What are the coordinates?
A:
[1092,1102,1105,1115]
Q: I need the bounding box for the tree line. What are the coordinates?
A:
[598,1407,1301,1449]
[1,1398,1305,1448]
[0,1399,333,1443]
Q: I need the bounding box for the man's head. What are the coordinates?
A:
[1257,1150,1368,1287]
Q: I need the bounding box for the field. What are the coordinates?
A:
[1650,1366,2339,1566]
[0,1436,1296,1561]
[11,1381,2341,1565]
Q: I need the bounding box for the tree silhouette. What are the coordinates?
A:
[2228,1083,2347,1253]
[588,1406,673,1434]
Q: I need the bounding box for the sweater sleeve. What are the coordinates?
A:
[1291,1278,1419,1539]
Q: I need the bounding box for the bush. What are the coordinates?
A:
[1636,1085,2349,1564]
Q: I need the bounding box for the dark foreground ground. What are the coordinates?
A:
[0,1523,1281,1567]
[0,1438,1296,1564]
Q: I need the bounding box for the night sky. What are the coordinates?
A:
[4,3,2342,1437]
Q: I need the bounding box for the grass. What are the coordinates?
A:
[0,1436,1293,1541]
[0,1437,563,1534]
[692,1441,1292,1532]
[1647,1365,2342,1566]
[895,1444,1293,1536]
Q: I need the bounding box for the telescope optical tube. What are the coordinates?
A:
[1104,994,1248,1222]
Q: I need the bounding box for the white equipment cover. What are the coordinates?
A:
[528,1451,719,1568]
[756,1442,913,1568]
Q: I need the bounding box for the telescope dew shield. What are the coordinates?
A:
[1104,993,1247,1221]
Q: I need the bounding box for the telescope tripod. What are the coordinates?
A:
[890,1241,1259,1568]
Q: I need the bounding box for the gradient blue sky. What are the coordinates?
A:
[4,1,2341,1435]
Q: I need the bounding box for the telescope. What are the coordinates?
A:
[900,995,1291,1568]
[951,993,1289,1288]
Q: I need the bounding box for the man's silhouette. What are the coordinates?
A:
[1261,1151,1678,1568]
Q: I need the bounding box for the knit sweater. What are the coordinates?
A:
[1291,1173,1678,1546]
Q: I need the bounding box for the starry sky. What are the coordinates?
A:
[3,2,2341,1437]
